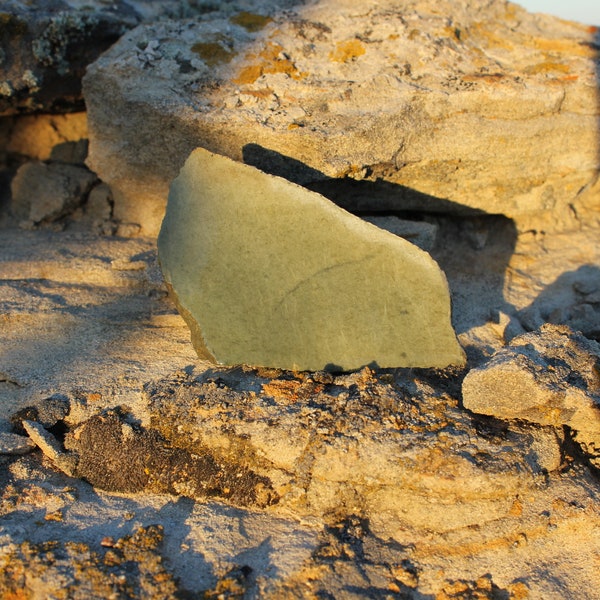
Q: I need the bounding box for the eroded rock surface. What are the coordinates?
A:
[158,148,465,371]
[84,0,600,235]
[17,364,600,598]
[462,325,600,437]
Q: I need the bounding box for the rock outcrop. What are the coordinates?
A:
[462,324,600,465]
[18,364,600,597]
[0,0,199,115]
[1,2,600,598]
[158,148,465,371]
[462,324,600,432]
[83,0,600,236]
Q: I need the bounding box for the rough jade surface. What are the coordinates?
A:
[158,148,465,371]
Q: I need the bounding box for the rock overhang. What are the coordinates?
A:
[83,0,600,236]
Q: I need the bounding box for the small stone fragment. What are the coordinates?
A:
[462,324,600,439]
[158,148,465,372]
[0,431,35,455]
[10,394,70,434]
[49,139,89,165]
[84,182,113,222]
[22,420,78,476]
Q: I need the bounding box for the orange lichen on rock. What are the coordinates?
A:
[531,37,599,57]
[230,11,273,33]
[234,42,306,85]
[191,38,236,66]
[524,62,571,75]
[329,39,366,62]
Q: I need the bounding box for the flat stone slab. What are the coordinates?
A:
[83,0,600,235]
[158,148,465,371]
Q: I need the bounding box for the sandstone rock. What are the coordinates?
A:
[462,324,600,440]
[0,1,198,115]
[4,112,88,161]
[518,264,600,342]
[158,148,465,371]
[84,0,600,236]
[11,160,97,224]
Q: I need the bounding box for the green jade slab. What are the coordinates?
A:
[158,148,465,372]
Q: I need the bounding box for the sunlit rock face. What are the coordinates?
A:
[158,148,465,371]
[84,0,600,236]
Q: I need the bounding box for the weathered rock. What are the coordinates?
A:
[0,525,180,599]
[462,325,600,441]
[145,366,523,522]
[3,112,88,161]
[158,148,465,371]
[84,0,600,236]
[11,160,97,224]
[10,394,70,435]
[0,0,198,115]
[0,431,35,455]
[518,264,600,342]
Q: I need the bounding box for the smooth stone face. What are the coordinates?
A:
[158,148,465,372]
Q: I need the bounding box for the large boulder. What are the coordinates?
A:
[83,0,600,236]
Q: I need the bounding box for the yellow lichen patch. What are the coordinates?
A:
[531,37,599,58]
[234,42,306,85]
[524,62,571,75]
[467,23,515,51]
[230,11,273,33]
[191,39,236,67]
[329,39,366,63]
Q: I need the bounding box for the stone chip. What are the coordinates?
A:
[158,148,465,372]
[462,324,600,439]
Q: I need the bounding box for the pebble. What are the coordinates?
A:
[0,432,36,455]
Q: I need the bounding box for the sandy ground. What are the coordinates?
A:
[0,209,599,597]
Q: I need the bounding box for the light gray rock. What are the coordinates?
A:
[83,0,600,236]
[0,431,35,454]
[462,324,600,442]
[0,0,199,115]
[158,148,465,371]
[11,161,97,223]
